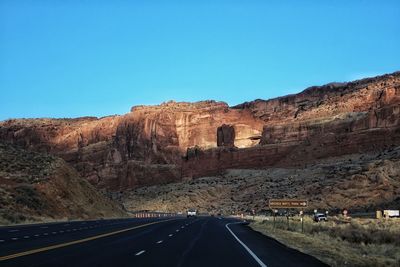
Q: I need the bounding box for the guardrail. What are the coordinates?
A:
[129,211,181,218]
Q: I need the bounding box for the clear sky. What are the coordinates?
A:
[1,0,399,120]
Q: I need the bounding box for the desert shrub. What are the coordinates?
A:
[0,210,27,224]
[307,220,400,246]
[14,185,43,210]
[308,223,330,235]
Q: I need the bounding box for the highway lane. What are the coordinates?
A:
[0,217,172,257]
[0,217,327,267]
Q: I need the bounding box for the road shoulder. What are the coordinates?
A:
[229,221,327,267]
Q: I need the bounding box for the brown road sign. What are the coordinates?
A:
[268,199,308,209]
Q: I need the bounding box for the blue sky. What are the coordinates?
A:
[1,0,399,120]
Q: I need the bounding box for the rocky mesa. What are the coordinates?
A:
[1,72,399,193]
[0,101,264,190]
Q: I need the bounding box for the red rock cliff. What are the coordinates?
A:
[0,101,263,190]
[1,72,399,189]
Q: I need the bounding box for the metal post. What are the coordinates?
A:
[287,209,289,230]
[301,210,304,233]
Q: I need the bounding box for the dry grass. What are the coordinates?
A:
[250,216,400,267]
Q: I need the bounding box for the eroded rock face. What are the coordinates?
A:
[217,124,235,147]
[129,101,263,150]
[182,104,400,178]
[234,72,400,124]
[1,72,400,190]
[182,72,400,179]
[0,101,263,190]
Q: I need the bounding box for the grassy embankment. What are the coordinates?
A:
[249,216,400,267]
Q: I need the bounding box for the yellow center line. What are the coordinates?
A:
[0,218,178,261]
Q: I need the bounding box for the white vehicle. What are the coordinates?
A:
[187,209,197,218]
[313,213,327,222]
[384,210,400,218]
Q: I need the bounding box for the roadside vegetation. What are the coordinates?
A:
[250,216,400,267]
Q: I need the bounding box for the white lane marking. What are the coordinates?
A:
[135,250,145,256]
[73,229,77,231]
[176,229,179,232]
[169,234,173,237]
[181,226,184,229]
[11,238,18,240]
[0,240,4,242]
[225,222,267,267]
[52,232,57,234]
[44,233,49,235]
[185,224,188,226]
[24,236,30,239]
[8,230,19,233]
[156,240,163,244]
[34,234,40,237]
[59,231,64,233]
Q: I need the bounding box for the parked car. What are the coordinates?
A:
[314,213,327,222]
[187,209,197,218]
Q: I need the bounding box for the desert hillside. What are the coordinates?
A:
[121,146,400,214]
[0,142,126,225]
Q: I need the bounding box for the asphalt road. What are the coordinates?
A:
[0,217,327,267]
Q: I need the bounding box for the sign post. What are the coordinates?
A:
[286,209,289,230]
[268,199,308,232]
[268,199,308,209]
[343,209,348,218]
[300,210,304,233]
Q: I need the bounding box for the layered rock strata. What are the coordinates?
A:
[1,72,399,189]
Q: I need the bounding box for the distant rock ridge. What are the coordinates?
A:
[131,100,229,112]
[1,71,400,190]
[233,71,400,123]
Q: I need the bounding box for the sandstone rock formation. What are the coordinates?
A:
[234,72,400,124]
[0,101,263,190]
[183,72,400,178]
[217,124,235,147]
[1,72,399,191]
